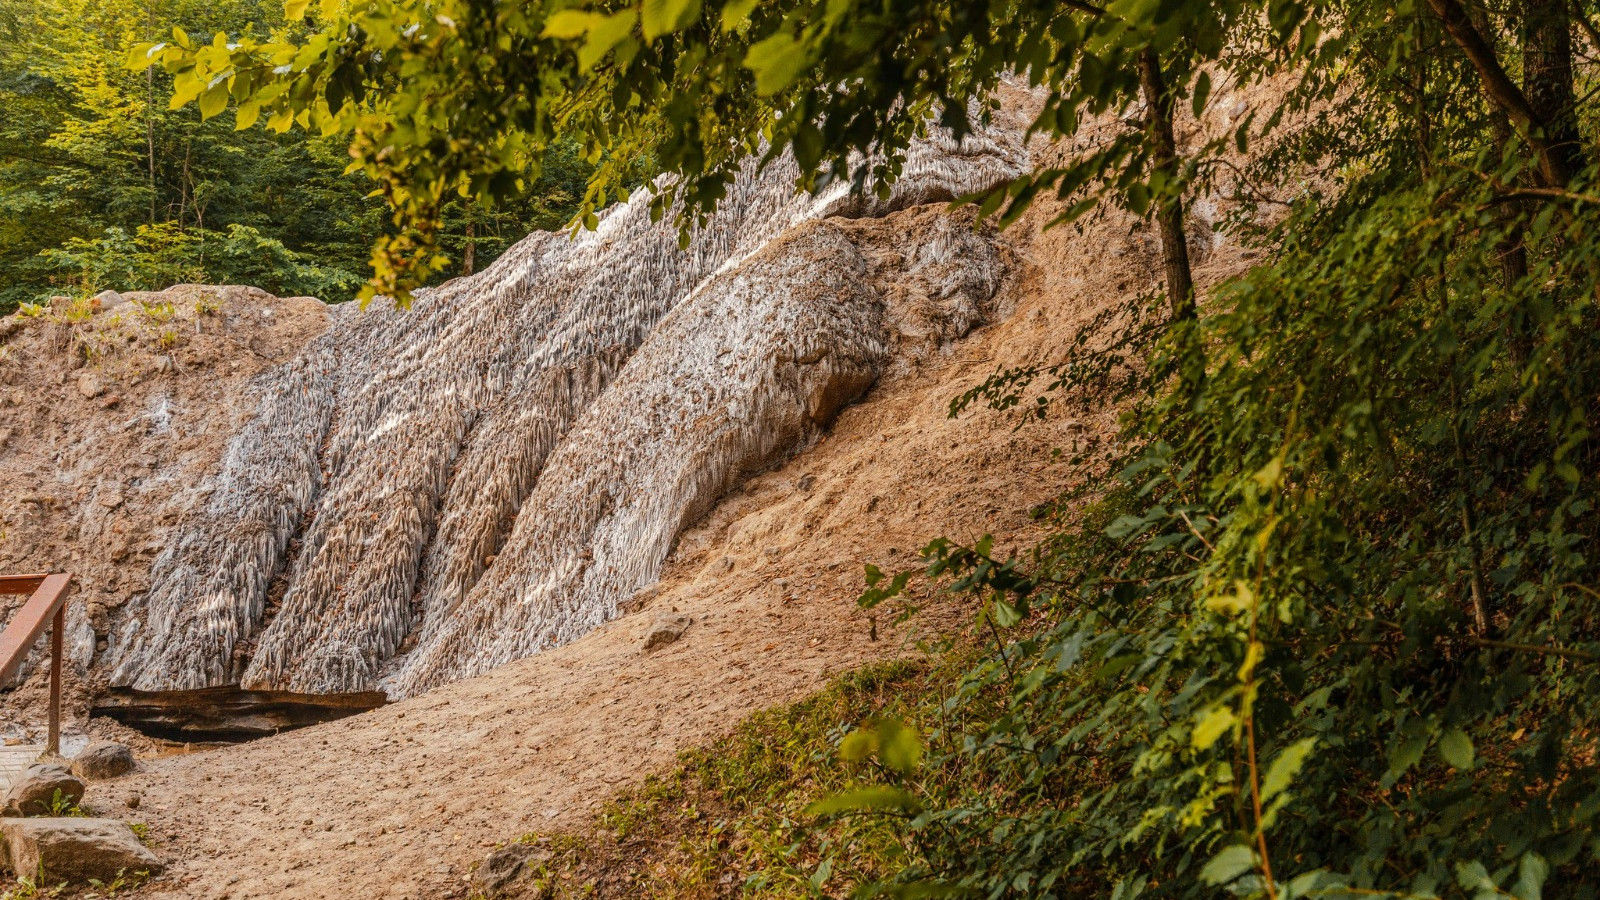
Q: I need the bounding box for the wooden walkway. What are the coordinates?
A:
[0,743,43,793]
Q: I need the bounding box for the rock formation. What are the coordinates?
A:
[93,125,1026,701]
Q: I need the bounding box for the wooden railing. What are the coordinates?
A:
[0,573,74,756]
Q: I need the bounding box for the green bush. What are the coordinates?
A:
[835,86,1600,900]
[35,222,360,299]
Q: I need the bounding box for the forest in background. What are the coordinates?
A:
[0,0,595,313]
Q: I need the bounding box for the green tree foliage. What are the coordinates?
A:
[134,0,1600,896]
[0,0,599,312]
[135,0,1276,303]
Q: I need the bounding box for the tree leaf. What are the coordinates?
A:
[542,10,598,39]
[805,786,922,816]
[1191,70,1212,118]
[1192,705,1236,750]
[198,82,230,120]
[1439,728,1474,770]
[576,11,637,70]
[743,30,813,95]
[839,727,875,763]
[1515,852,1548,900]
[1199,845,1256,885]
[721,0,758,30]
[991,598,1022,628]
[1261,737,1316,801]
[642,0,700,40]
[877,720,922,775]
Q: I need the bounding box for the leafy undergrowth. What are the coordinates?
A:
[507,655,976,900]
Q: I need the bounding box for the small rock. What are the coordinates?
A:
[472,843,552,898]
[0,818,163,882]
[124,793,141,810]
[2,764,85,817]
[70,742,135,780]
[797,473,816,492]
[76,373,104,399]
[643,614,691,651]
[91,290,128,312]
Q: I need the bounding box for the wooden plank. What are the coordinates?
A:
[0,573,72,686]
[0,744,43,793]
[0,574,48,595]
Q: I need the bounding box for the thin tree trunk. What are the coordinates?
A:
[1138,48,1196,322]
[1462,3,1531,322]
[462,209,477,276]
[147,68,157,227]
[1524,0,1585,179]
[1137,48,1206,407]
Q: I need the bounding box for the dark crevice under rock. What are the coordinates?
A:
[93,686,385,742]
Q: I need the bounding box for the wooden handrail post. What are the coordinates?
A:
[0,573,74,756]
[48,605,63,757]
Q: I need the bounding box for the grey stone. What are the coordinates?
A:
[92,290,128,312]
[0,818,163,882]
[472,843,551,897]
[70,742,135,780]
[642,614,691,651]
[2,764,84,817]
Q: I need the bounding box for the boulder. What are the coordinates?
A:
[0,818,162,882]
[91,290,128,312]
[472,843,551,897]
[71,742,135,780]
[2,764,84,817]
[642,614,691,651]
[76,373,104,399]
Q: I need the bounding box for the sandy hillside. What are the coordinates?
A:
[0,74,1289,899]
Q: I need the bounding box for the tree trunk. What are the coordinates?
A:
[1523,0,1585,180]
[462,214,477,277]
[1137,49,1196,322]
[1425,0,1576,186]
[1137,49,1206,405]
